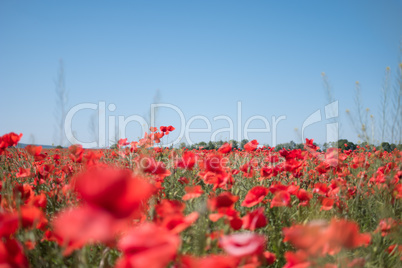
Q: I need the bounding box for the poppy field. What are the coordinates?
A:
[0,129,401,268]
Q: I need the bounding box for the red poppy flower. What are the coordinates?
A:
[19,205,48,230]
[241,186,269,207]
[200,171,233,190]
[181,255,239,268]
[154,200,199,233]
[178,177,189,185]
[263,251,277,265]
[305,138,318,151]
[283,219,371,257]
[155,199,185,218]
[117,138,129,148]
[0,132,22,149]
[268,182,288,194]
[176,151,196,170]
[28,193,47,209]
[208,192,239,211]
[270,190,291,208]
[284,250,310,268]
[244,140,259,152]
[320,198,334,211]
[386,244,402,258]
[182,186,204,201]
[219,232,266,257]
[69,144,84,163]
[229,216,243,231]
[26,145,47,161]
[296,189,312,207]
[75,166,154,219]
[283,220,328,255]
[160,212,199,234]
[242,207,268,231]
[374,218,398,237]
[218,143,232,154]
[260,166,274,178]
[326,219,371,250]
[16,167,31,178]
[0,212,19,238]
[203,154,227,174]
[0,239,29,267]
[313,183,329,196]
[53,206,118,256]
[141,157,171,177]
[116,223,180,268]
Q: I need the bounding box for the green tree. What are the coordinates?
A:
[380,142,391,152]
[337,139,356,151]
[207,141,216,150]
[198,141,207,149]
[229,140,238,149]
[240,139,249,150]
[110,143,118,150]
[179,142,186,149]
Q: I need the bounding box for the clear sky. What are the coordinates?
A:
[1,0,401,148]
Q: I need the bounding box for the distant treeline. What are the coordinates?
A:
[178,139,402,152]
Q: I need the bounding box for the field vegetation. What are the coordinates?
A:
[0,129,401,267]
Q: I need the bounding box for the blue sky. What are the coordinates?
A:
[1,0,401,147]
